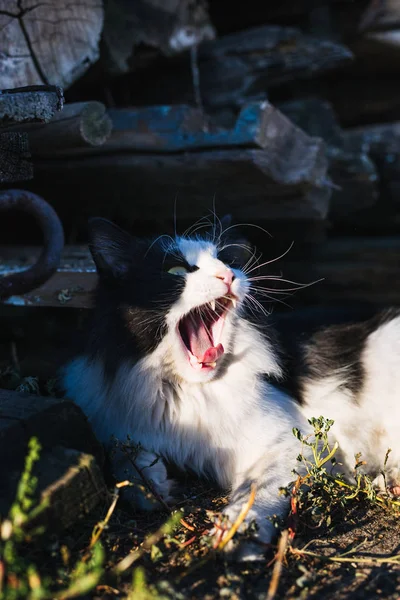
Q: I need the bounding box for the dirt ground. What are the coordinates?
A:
[78,479,400,600]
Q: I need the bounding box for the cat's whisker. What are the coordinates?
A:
[247,287,294,309]
[248,276,323,289]
[182,216,214,238]
[245,293,271,318]
[218,222,273,240]
[145,234,176,257]
[242,249,262,275]
[243,242,295,275]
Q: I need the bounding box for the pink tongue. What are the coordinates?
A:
[200,344,224,364]
[186,315,224,363]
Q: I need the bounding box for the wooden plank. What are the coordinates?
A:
[43,100,328,158]
[0,245,96,308]
[28,149,330,228]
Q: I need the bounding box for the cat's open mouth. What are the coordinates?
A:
[178,294,237,370]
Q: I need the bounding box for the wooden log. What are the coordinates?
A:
[0,86,64,125]
[0,132,33,182]
[116,25,353,111]
[0,1,103,90]
[103,0,215,74]
[4,102,113,155]
[278,98,379,220]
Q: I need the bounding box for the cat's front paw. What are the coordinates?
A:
[122,477,175,511]
[114,449,175,511]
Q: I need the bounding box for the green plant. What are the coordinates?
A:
[287,416,398,535]
[0,437,104,600]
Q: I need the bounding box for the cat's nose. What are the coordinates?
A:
[215,269,234,286]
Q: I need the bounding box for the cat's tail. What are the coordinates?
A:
[0,189,64,300]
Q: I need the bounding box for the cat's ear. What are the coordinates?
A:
[88,217,134,278]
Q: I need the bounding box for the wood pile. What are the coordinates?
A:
[2,0,400,307]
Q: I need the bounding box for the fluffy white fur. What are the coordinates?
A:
[63,237,308,560]
[302,314,400,493]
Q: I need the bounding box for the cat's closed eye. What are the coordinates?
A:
[167,264,199,276]
[168,266,188,276]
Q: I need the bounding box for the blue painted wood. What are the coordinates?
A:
[107,101,274,152]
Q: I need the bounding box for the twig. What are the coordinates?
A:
[180,518,196,532]
[217,484,256,551]
[87,481,130,552]
[113,511,183,574]
[266,529,289,600]
[290,546,400,565]
[120,444,171,514]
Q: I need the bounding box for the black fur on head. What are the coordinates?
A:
[87,218,187,373]
[85,216,255,377]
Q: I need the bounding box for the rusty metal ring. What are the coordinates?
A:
[0,189,64,300]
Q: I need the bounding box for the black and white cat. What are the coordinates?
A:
[62,216,400,560]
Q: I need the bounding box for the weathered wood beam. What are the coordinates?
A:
[343,121,400,213]
[278,98,379,221]
[117,25,353,111]
[46,100,329,156]
[29,149,330,226]
[0,245,96,308]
